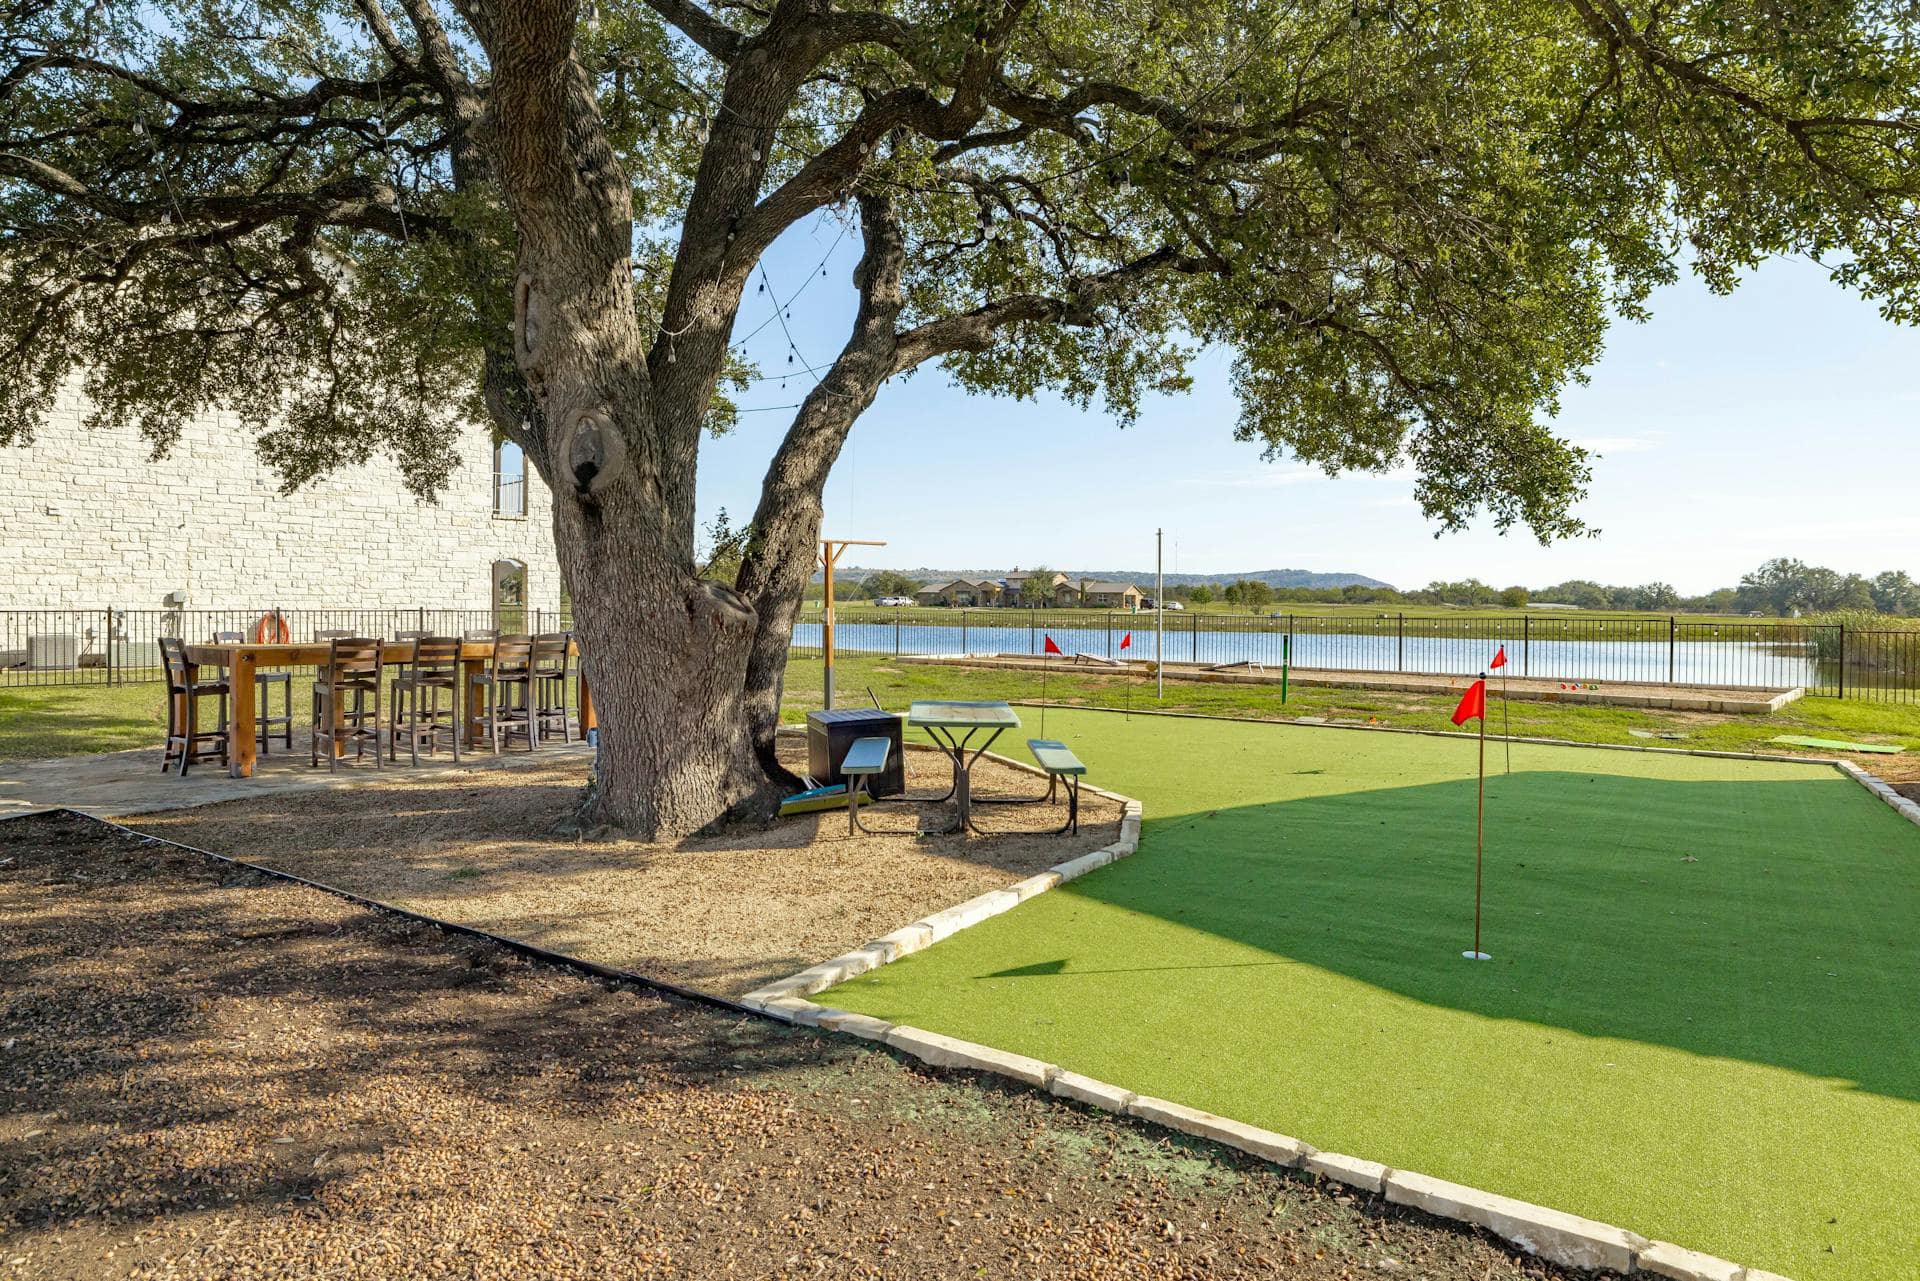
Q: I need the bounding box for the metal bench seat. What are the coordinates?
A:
[841,735,892,835]
[1027,738,1087,834]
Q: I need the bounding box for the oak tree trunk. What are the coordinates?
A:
[559,514,774,837]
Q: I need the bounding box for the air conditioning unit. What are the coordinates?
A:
[27,633,78,670]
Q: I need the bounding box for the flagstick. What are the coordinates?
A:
[1465,671,1491,962]
[1040,648,1048,738]
[1476,709,1486,955]
[1502,668,1511,775]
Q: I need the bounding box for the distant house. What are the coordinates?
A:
[913,571,1142,609]
[1002,569,1069,604]
[914,578,1004,608]
[1075,579,1145,610]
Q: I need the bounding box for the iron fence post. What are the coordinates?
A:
[961,610,969,654]
[106,608,115,686]
[1523,615,1530,677]
[1838,621,1847,699]
[1191,609,1198,664]
[895,610,901,656]
[1668,616,1676,685]
[1397,613,1405,672]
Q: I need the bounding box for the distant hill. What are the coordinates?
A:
[834,566,1396,590]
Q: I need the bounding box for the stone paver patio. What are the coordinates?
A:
[0,741,593,819]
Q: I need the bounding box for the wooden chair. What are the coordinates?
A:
[389,636,463,765]
[462,626,499,730]
[159,638,228,776]
[477,634,537,754]
[311,637,384,770]
[311,628,368,724]
[385,628,430,725]
[213,629,292,753]
[531,632,575,744]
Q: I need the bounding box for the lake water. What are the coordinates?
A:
[790,618,1823,690]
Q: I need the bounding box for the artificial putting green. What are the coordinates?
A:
[825,709,1920,1280]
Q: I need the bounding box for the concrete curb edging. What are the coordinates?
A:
[741,746,1142,1005]
[14,757,1805,1277]
[1835,759,1920,830]
[746,998,1776,1281]
[748,724,1800,1280]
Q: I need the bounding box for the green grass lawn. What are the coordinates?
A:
[782,651,1920,761]
[0,677,317,762]
[823,707,1920,1280]
[7,649,1916,765]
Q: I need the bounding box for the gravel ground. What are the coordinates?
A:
[127,741,1122,995]
[0,812,1577,1281]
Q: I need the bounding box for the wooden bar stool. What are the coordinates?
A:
[213,630,292,753]
[462,626,499,733]
[390,636,463,765]
[311,637,384,770]
[159,638,229,776]
[387,628,429,721]
[477,634,537,754]
[531,632,575,744]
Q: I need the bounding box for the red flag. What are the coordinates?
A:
[1490,645,1507,670]
[1451,679,1487,726]
[1121,632,1132,649]
[1043,634,1063,655]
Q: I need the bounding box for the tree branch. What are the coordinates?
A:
[641,0,745,61]
[889,246,1206,372]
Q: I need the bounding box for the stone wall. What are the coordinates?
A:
[2,382,563,613]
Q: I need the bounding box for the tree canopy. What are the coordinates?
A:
[7,0,1918,539]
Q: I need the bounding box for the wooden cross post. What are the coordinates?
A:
[819,537,885,709]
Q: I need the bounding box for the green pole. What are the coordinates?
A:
[1281,633,1290,703]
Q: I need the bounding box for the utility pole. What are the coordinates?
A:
[819,537,886,709]
[1155,528,1165,700]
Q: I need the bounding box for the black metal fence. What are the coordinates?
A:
[790,609,1920,703]
[0,607,574,687]
[5,606,1916,703]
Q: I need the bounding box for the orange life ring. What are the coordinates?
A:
[252,610,290,644]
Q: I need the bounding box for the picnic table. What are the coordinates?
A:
[182,638,595,780]
[907,699,1021,835]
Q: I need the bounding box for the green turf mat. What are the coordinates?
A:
[829,708,1920,1281]
[1771,734,1904,754]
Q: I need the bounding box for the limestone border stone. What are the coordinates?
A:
[741,742,1142,1007]
[746,724,1809,1280]
[14,763,1801,1278]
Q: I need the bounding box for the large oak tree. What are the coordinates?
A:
[3,0,1916,835]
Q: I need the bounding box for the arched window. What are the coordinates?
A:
[492,559,527,631]
[493,438,526,517]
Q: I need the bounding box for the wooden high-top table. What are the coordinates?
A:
[183,639,595,779]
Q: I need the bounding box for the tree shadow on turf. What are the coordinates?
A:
[980,768,1920,1105]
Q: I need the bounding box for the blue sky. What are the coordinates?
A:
[699,215,1918,594]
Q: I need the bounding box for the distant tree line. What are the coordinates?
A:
[1162,559,1920,617]
[772,556,1920,617]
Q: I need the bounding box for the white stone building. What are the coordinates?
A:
[2,381,564,617]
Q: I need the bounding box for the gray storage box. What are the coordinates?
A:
[805,708,905,798]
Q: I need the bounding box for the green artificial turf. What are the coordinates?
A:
[826,708,1920,1280]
